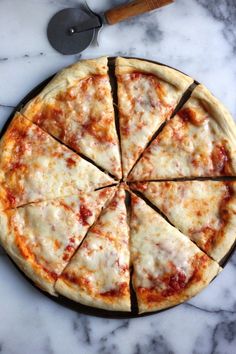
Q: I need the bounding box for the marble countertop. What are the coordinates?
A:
[1,0,236,353]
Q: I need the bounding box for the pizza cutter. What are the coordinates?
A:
[47,0,174,55]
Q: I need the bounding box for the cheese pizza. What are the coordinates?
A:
[132,181,236,262]
[129,84,236,181]
[0,113,113,210]
[55,186,130,311]
[22,57,121,179]
[115,57,193,178]
[0,188,114,295]
[130,193,220,313]
[0,57,235,314]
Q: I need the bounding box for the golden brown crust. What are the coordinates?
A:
[55,277,130,311]
[190,84,236,173]
[22,57,108,111]
[0,210,57,295]
[137,260,221,313]
[115,57,193,91]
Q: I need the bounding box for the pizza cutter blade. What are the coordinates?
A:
[47,0,175,55]
[47,7,102,55]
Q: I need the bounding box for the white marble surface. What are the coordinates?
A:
[1,0,236,353]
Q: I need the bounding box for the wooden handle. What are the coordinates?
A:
[105,0,174,25]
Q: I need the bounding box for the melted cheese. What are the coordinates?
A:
[130,96,234,180]
[130,195,202,290]
[0,188,114,294]
[0,114,113,210]
[23,67,121,178]
[117,72,183,178]
[135,181,236,261]
[56,186,130,311]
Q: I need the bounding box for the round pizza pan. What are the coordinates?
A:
[1,57,235,319]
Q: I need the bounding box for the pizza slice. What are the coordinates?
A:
[115,57,193,178]
[132,181,236,262]
[130,193,220,313]
[0,113,114,210]
[0,187,115,295]
[55,186,131,311]
[21,57,121,178]
[129,84,236,181]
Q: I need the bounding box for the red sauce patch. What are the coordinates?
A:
[9,162,26,171]
[56,89,76,102]
[79,205,93,226]
[65,245,75,253]
[139,254,208,304]
[8,125,27,142]
[34,107,63,126]
[6,189,16,208]
[63,245,76,262]
[109,199,118,209]
[33,106,66,140]
[81,115,114,144]
[59,201,72,212]
[211,144,231,174]
[131,194,139,205]
[100,282,127,298]
[66,157,76,168]
[162,271,187,296]
[62,273,90,289]
[115,259,129,273]
[178,107,203,126]
[120,116,130,137]
[130,72,144,80]
[133,182,148,192]
[99,188,110,199]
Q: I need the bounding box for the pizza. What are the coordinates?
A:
[130,193,220,313]
[0,187,114,295]
[55,186,130,311]
[116,57,193,178]
[129,84,236,181]
[0,113,113,210]
[0,57,235,314]
[132,181,236,262]
[22,57,121,179]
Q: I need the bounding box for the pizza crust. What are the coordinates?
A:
[190,84,236,173]
[138,260,221,313]
[0,211,57,295]
[211,188,236,261]
[22,57,108,107]
[55,278,130,311]
[115,57,193,91]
